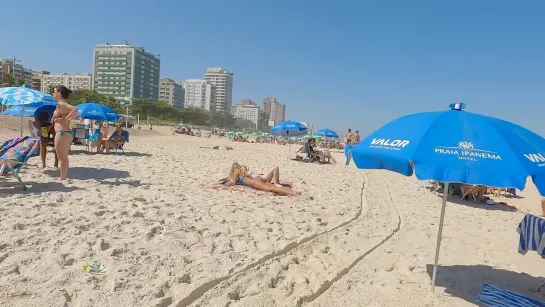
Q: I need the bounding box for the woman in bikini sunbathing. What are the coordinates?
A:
[228,162,300,196]
[51,85,78,180]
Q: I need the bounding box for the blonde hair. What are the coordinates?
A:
[229,162,247,184]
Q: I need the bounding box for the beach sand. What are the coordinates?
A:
[1,115,544,307]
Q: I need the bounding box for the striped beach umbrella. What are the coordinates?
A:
[0,86,56,106]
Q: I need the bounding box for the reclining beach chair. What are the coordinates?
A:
[460,184,486,202]
[0,137,28,156]
[476,283,545,307]
[112,130,129,153]
[0,138,40,191]
[304,143,318,162]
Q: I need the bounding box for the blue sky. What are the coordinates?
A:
[3,0,545,135]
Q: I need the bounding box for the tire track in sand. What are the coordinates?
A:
[172,176,369,307]
[294,173,402,306]
[182,172,402,307]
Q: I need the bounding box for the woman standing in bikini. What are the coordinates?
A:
[51,85,78,180]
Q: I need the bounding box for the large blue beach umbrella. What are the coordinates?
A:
[270,121,308,137]
[345,103,545,291]
[316,128,339,138]
[1,103,57,118]
[0,86,57,136]
[76,102,120,121]
[0,86,56,106]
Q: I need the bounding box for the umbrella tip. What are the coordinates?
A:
[449,102,465,111]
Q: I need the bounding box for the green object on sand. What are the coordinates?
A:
[82,261,106,274]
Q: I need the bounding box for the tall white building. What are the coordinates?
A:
[204,67,233,112]
[182,79,212,110]
[231,99,259,129]
[159,78,184,108]
[261,97,286,127]
[92,43,160,102]
[41,73,92,92]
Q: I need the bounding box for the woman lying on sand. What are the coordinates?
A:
[229,163,300,196]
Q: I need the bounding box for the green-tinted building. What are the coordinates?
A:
[92,43,160,103]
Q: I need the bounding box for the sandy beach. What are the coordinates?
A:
[1,115,545,307]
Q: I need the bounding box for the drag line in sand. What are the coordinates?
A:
[179,172,403,307]
[172,176,369,307]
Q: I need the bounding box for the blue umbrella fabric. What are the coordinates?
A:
[76,102,120,121]
[345,103,545,291]
[1,103,56,118]
[346,103,545,195]
[2,105,40,117]
[0,86,56,106]
[316,128,339,138]
[270,121,308,137]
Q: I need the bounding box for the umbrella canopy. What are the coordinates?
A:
[270,121,308,137]
[346,103,545,193]
[345,103,545,291]
[0,86,56,106]
[316,128,339,138]
[1,103,57,119]
[76,102,120,121]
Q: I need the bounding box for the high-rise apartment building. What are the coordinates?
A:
[261,97,286,126]
[32,71,50,91]
[92,43,160,102]
[159,78,185,108]
[1,59,33,86]
[182,79,212,110]
[204,67,233,112]
[231,99,259,129]
[42,73,91,92]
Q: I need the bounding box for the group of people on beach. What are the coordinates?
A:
[29,85,127,181]
[345,128,361,145]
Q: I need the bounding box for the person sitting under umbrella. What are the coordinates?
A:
[102,126,128,153]
[308,138,335,163]
[28,111,58,169]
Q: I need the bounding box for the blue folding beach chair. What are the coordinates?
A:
[0,138,40,190]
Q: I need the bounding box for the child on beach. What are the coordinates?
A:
[228,163,300,196]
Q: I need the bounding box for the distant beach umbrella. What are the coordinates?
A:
[270,121,308,137]
[76,102,120,121]
[345,103,545,291]
[316,128,339,138]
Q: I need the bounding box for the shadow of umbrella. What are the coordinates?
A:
[43,167,130,180]
[0,181,79,195]
[431,192,519,212]
[426,264,545,304]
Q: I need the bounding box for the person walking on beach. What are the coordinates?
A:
[51,85,78,181]
[345,129,354,145]
[354,130,361,145]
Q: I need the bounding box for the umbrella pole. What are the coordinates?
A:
[20,104,25,137]
[431,182,449,292]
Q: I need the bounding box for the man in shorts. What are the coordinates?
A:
[345,129,354,145]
